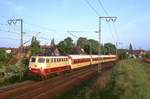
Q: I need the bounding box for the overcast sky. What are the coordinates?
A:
[0,0,149,50]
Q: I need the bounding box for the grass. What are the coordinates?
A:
[100,59,150,99]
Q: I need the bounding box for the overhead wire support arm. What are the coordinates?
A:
[97,16,117,73]
[8,19,24,55]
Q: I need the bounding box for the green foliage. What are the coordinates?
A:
[0,58,29,87]
[0,49,8,62]
[144,53,150,58]
[57,37,116,55]
[129,43,133,54]
[57,37,74,54]
[77,37,88,49]
[118,51,128,60]
[103,43,116,55]
[0,63,4,69]
[77,37,101,54]
[87,39,101,54]
[31,36,43,56]
[110,59,150,99]
[0,49,13,66]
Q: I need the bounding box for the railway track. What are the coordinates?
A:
[0,65,97,99]
[0,80,35,93]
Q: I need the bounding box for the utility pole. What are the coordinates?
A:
[97,16,117,73]
[8,19,24,80]
[8,19,23,56]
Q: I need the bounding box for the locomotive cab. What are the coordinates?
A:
[29,56,46,69]
[29,56,47,76]
[29,56,71,77]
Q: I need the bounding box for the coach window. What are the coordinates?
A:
[55,58,57,62]
[46,59,49,63]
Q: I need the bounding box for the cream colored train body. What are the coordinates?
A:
[29,55,117,77]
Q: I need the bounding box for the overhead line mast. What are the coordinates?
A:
[8,19,24,55]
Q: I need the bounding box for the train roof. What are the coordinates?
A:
[100,55,116,58]
[90,55,100,58]
[30,55,116,59]
[68,55,91,59]
[31,56,68,58]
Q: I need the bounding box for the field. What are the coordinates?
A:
[55,59,150,99]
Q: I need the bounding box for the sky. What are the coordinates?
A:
[0,0,150,50]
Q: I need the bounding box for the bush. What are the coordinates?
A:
[110,59,150,99]
[118,51,128,60]
[144,53,150,58]
[0,49,13,64]
[0,63,4,69]
[0,49,7,62]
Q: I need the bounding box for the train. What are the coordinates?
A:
[28,55,117,77]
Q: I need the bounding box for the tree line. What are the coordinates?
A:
[31,36,117,56]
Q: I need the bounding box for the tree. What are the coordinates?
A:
[118,51,128,59]
[144,53,150,58]
[77,37,88,49]
[30,36,43,56]
[103,43,116,55]
[51,38,55,47]
[71,46,83,54]
[129,43,133,54]
[77,37,101,54]
[87,39,101,54]
[0,49,8,62]
[0,49,12,64]
[57,37,73,55]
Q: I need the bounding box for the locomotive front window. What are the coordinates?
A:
[31,58,36,62]
[38,58,45,63]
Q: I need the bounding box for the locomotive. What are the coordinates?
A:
[28,55,117,77]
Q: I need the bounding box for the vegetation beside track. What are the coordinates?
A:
[99,59,150,99]
[0,50,29,87]
[55,59,150,99]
